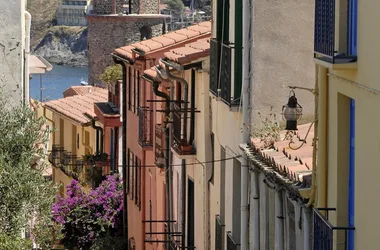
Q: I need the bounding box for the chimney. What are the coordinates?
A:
[112,0,117,14]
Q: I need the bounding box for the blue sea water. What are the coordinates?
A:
[30,64,88,101]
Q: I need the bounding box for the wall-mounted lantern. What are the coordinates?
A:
[282,89,303,130]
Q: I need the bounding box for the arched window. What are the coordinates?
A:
[140,26,152,41]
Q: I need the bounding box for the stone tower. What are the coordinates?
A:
[86,0,167,85]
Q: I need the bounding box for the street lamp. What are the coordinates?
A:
[282,89,303,131]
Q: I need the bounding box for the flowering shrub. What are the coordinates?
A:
[52,175,124,249]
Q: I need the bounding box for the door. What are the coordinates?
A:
[187,179,195,248]
[348,99,355,250]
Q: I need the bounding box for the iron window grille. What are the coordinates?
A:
[314,0,357,63]
[313,208,355,250]
[138,106,153,147]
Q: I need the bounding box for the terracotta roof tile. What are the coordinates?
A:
[114,22,211,59]
[63,86,106,98]
[44,88,108,124]
[164,38,210,64]
[244,123,314,185]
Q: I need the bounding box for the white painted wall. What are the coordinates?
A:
[0,0,25,104]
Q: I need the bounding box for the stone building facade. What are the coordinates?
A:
[86,0,167,86]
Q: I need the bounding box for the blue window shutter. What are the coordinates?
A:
[349,0,358,55]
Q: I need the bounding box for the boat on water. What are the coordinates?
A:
[80,77,88,86]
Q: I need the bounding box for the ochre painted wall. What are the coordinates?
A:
[318,1,380,249]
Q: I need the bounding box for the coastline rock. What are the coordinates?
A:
[33,26,88,67]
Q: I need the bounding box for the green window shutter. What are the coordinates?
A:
[234,0,243,103]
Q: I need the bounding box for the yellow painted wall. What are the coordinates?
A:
[41,108,97,195]
[317,1,380,249]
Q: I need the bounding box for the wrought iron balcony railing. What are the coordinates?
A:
[226,232,239,250]
[138,106,153,148]
[209,39,241,106]
[155,124,165,168]
[313,208,355,250]
[215,215,224,250]
[171,103,195,155]
[314,0,357,63]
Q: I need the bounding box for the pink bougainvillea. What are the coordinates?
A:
[52,175,123,249]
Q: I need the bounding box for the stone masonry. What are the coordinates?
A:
[92,0,125,14]
[86,0,167,86]
[86,15,165,85]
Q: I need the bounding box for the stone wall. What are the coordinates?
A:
[0,0,24,104]
[86,16,164,85]
[92,0,125,14]
[139,0,159,14]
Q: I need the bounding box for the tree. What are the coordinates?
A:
[164,0,185,19]
[0,95,61,249]
[52,176,124,250]
[99,65,122,85]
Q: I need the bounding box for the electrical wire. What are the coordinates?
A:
[127,155,242,168]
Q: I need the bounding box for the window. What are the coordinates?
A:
[77,134,80,149]
[59,118,64,147]
[133,69,136,113]
[127,148,141,208]
[128,67,132,111]
[137,71,141,109]
[210,133,215,184]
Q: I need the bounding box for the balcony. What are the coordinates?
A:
[94,102,121,127]
[215,215,224,250]
[171,103,195,157]
[313,208,355,250]
[314,0,357,68]
[155,124,165,168]
[138,106,153,148]
[49,145,111,188]
[226,232,239,250]
[209,39,241,106]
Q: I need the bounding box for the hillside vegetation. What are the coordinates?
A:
[27,0,60,47]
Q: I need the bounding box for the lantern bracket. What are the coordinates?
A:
[288,85,318,96]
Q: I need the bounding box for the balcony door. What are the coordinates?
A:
[348,0,358,55]
[348,99,355,250]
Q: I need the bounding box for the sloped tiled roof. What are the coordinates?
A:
[240,123,314,187]
[63,86,106,98]
[164,38,210,64]
[44,88,108,124]
[114,21,211,60]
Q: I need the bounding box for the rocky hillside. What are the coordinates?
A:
[27,0,88,67]
[34,26,88,67]
[27,0,60,47]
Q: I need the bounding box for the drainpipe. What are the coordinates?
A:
[302,206,312,249]
[160,59,189,143]
[113,56,128,245]
[306,65,320,207]
[160,59,188,250]
[155,66,175,234]
[151,80,171,250]
[275,185,284,250]
[24,11,32,105]
[316,65,327,209]
[241,0,251,241]
[250,170,260,250]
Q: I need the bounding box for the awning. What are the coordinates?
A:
[29,55,53,74]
